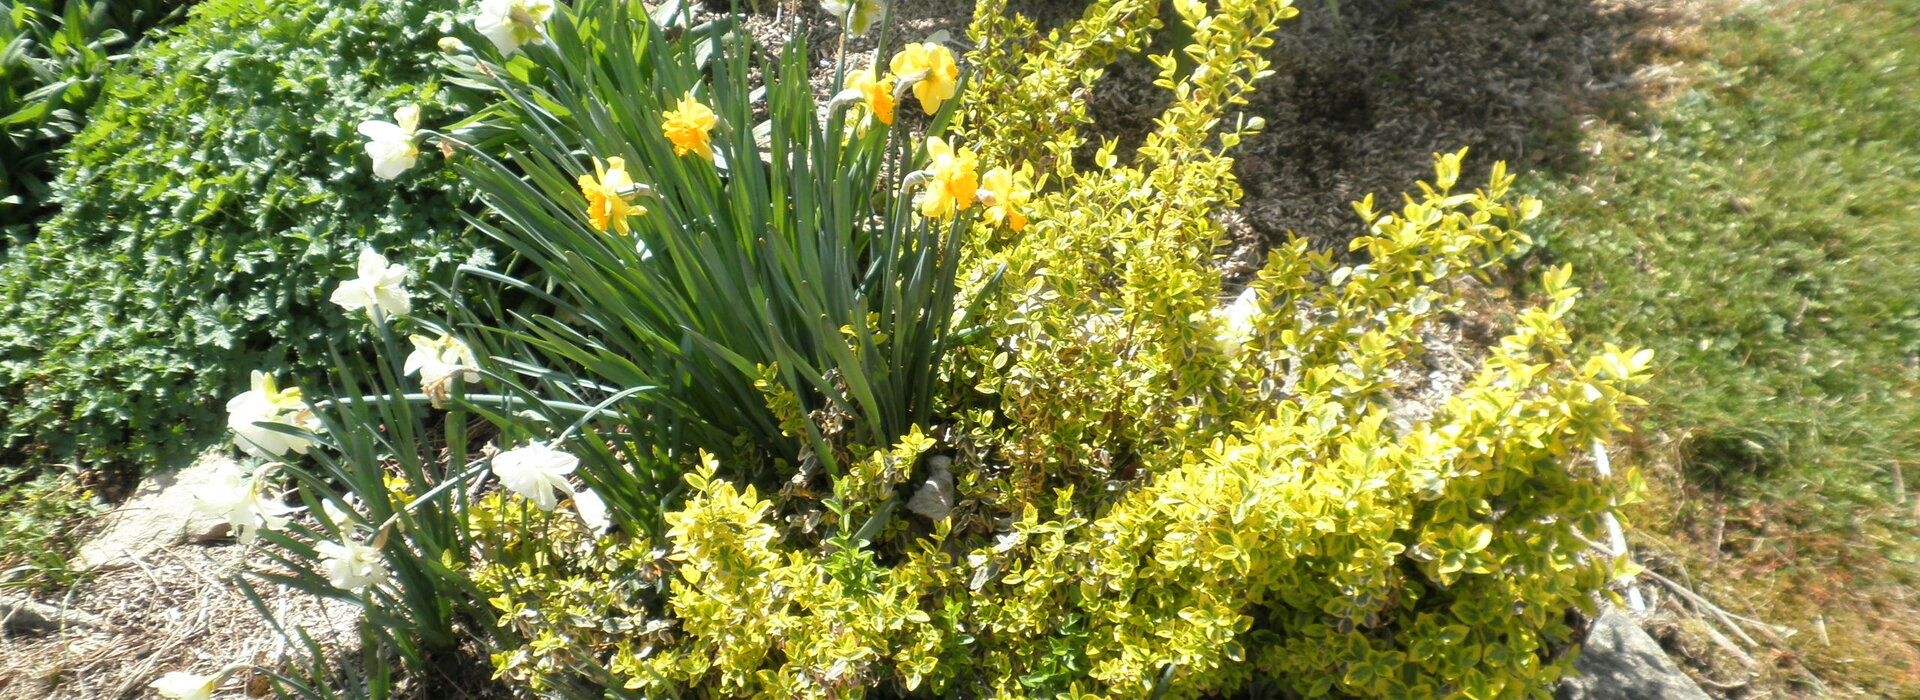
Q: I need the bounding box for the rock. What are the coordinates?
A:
[74,450,237,571]
[0,596,105,633]
[905,455,955,522]
[1557,605,1713,700]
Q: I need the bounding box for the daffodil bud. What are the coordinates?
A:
[892,68,930,101]
[438,37,469,54]
[826,87,867,116]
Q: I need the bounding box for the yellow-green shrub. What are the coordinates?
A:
[470,0,1651,695]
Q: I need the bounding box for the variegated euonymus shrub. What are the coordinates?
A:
[178,0,1651,696]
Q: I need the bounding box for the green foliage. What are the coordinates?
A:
[0,469,105,590]
[1520,0,1920,693]
[440,0,979,531]
[0,0,183,240]
[456,0,1651,696]
[0,0,480,475]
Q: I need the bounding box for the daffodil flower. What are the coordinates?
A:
[916,136,979,219]
[149,671,218,700]
[661,93,717,160]
[821,0,884,36]
[842,67,897,126]
[191,460,298,544]
[1215,286,1261,353]
[577,157,647,235]
[357,105,421,180]
[473,0,555,55]
[572,487,612,533]
[316,538,387,591]
[889,42,959,115]
[977,163,1034,231]
[227,371,321,458]
[330,247,412,320]
[405,334,481,407]
[492,442,579,511]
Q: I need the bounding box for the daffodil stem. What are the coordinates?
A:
[371,461,492,547]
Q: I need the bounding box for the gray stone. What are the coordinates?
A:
[905,455,955,522]
[1558,605,1712,700]
[74,450,236,571]
[0,595,105,633]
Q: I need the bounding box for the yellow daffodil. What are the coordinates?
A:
[661,93,717,160]
[889,42,959,115]
[917,136,979,219]
[577,157,645,235]
[978,163,1034,231]
[844,67,897,126]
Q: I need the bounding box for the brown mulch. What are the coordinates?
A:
[0,543,358,700]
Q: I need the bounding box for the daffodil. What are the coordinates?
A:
[843,67,896,126]
[473,0,555,55]
[821,0,884,36]
[571,487,611,533]
[191,460,297,543]
[149,671,218,700]
[492,442,578,511]
[330,247,412,320]
[977,163,1034,231]
[405,334,481,407]
[916,136,978,219]
[661,93,717,160]
[227,371,321,459]
[889,42,959,115]
[1215,286,1261,353]
[316,538,387,591]
[357,105,421,180]
[577,157,646,235]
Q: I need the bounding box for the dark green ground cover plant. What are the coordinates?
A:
[1523,0,1920,693]
[0,0,483,479]
[0,0,183,242]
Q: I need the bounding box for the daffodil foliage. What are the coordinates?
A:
[437,0,1020,535]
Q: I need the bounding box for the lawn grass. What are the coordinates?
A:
[1521,0,1920,694]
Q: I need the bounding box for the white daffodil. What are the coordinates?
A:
[357,105,421,180]
[491,442,578,511]
[316,539,387,591]
[405,334,481,407]
[821,0,884,36]
[321,493,362,528]
[191,461,297,544]
[1215,286,1261,354]
[572,487,611,533]
[330,247,412,320]
[473,0,555,55]
[149,671,218,700]
[227,371,321,458]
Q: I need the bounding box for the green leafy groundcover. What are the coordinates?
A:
[0,0,480,476]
